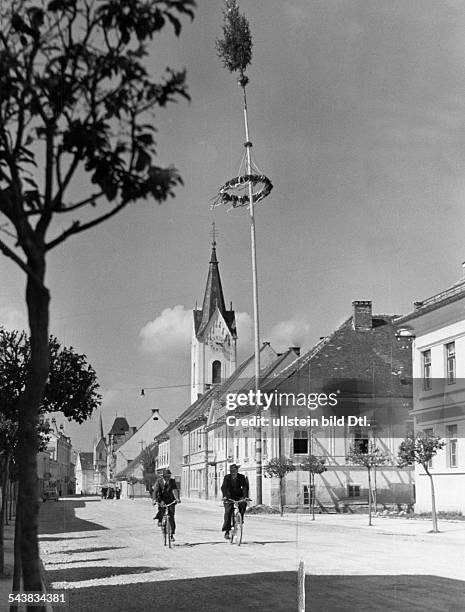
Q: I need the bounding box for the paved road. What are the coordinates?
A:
[38,497,465,611]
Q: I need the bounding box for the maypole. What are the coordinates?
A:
[213,0,273,504]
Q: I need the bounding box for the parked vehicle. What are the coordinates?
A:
[43,487,59,502]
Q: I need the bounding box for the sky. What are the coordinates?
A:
[3,0,465,452]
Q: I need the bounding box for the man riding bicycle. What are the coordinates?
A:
[221,464,249,540]
[154,469,180,541]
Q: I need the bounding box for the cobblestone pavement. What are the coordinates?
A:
[38,497,465,611]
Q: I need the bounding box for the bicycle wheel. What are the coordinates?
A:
[162,517,167,547]
[167,515,172,549]
[230,514,236,545]
[235,511,243,546]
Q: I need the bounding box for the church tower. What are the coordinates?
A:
[191,232,237,403]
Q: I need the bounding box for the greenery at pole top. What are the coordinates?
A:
[216,0,253,84]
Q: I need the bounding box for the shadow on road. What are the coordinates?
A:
[180,540,294,548]
[40,536,98,542]
[57,546,126,555]
[44,572,465,612]
[39,499,108,535]
[46,566,164,583]
[45,557,109,565]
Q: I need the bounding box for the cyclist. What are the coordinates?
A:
[221,464,249,540]
[154,469,180,541]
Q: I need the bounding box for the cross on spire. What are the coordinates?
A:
[209,221,218,248]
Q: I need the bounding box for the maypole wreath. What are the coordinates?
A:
[212,174,273,209]
[213,0,273,211]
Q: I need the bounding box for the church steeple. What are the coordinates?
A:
[191,226,237,402]
[197,239,227,336]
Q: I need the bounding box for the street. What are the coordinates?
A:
[39,497,465,612]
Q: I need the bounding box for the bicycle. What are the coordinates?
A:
[225,498,251,546]
[159,500,177,548]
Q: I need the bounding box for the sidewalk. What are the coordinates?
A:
[0,518,53,612]
[164,496,465,540]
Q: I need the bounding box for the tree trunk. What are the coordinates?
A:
[11,491,21,598]
[279,477,283,516]
[367,467,372,526]
[16,265,50,603]
[373,464,377,514]
[0,454,10,575]
[311,473,315,521]
[308,472,312,518]
[427,470,439,533]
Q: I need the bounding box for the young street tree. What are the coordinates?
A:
[398,432,445,533]
[0,326,101,578]
[264,457,295,516]
[0,0,194,595]
[346,442,390,526]
[300,455,326,520]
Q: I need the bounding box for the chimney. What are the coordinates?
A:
[413,301,423,311]
[289,346,301,356]
[151,408,160,421]
[462,262,465,279]
[352,300,372,331]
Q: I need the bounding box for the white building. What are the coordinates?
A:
[397,272,465,513]
[191,238,237,403]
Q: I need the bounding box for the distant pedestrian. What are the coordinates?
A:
[101,486,108,499]
[115,487,121,499]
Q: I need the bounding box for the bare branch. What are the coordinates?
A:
[0,236,44,288]
[46,200,128,251]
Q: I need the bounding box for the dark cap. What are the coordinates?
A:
[229,464,239,470]
[163,469,172,475]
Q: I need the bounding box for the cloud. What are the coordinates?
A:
[139,305,192,355]
[0,306,28,332]
[266,317,311,352]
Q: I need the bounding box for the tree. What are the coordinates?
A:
[0,0,195,596]
[0,326,101,578]
[140,445,158,491]
[264,457,295,516]
[300,455,327,520]
[346,442,390,526]
[398,432,445,533]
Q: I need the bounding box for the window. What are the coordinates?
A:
[353,426,368,454]
[244,435,248,459]
[422,350,432,390]
[446,424,458,468]
[293,430,308,454]
[446,343,455,385]
[212,360,222,384]
[348,484,360,498]
[303,484,314,505]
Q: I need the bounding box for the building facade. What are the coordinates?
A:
[397,275,465,512]
[191,239,237,403]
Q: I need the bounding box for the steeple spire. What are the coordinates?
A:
[193,224,236,339]
[99,412,104,440]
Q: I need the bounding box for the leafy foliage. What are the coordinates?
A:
[216,0,252,77]
[300,455,327,476]
[398,433,445,473]
[264,457,295,479]
[0,327,101,429]
[0,0,196,256]
[346,442,390,469]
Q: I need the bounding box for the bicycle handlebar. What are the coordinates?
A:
[159,500,178,507]
[224,498,252,503]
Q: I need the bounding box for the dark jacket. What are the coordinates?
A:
[155,477,178,504]
[221,473,249,500]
